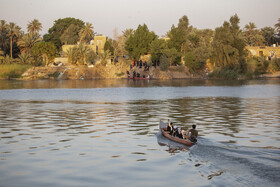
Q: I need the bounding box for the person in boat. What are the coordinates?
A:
[127,71,130,78]
[181,130,187,139]
[172,125,178,136]
[187,125,198,142]
[166,122,173,135]
[177,128,183,139]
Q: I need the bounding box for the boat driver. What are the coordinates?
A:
[187,125,198,142]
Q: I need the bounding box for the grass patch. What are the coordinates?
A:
[208,68,239,80]
[0,64,32,79]
[115,72,125,77]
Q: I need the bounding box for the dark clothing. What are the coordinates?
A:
[189,129,198,138]
[167,125,172,131]
[167,125,173,135]
[189,136,197,143]
[178,133,183,139]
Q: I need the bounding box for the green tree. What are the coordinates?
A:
[212,14,246,70]
[122,29,134,40]
[27,19,42,34]
[18,32,41,53]
[60,24,80,45]
[125,24,156,60]
[178,15,190,34]
[43,17,84,50]
[79,22,94,44]
[167,15,191,54]
[167,25,185,53]
[184,29,213,70]
[150,38,167,62]
[31,41,57,65]
[162,47,181,66]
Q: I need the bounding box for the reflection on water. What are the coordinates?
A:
[1,79,280,90]
[0,79,279,187]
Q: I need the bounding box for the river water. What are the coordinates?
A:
[0,79,279,187]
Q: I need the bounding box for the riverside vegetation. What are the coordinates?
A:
[0,15,280,80]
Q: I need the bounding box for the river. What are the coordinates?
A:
[0,79,279,187]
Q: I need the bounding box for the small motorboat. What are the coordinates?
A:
[159,121,194,146]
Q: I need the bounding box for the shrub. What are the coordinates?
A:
[208,67,239,80]
[86,50,97,64]
[254,57,269,75]
[270,58,280,71]
[159,55,169,71]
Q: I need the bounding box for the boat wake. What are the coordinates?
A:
[190,138,280,186]
[156,131,280,186]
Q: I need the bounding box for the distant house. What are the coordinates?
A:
[62,35,107,55]
[246,45,280,60]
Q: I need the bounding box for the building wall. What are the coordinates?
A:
[62,35,107,55]
[246,46,280,59]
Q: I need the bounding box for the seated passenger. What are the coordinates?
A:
[167,122,173,135]
[177,128,183,139]
[172,125,178,136]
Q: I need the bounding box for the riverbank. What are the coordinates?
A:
[1,63,279,80]
[19,64,207,80]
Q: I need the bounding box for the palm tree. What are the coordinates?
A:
[79,22,94,44]
[17,32,41,53]
[7,22,21,58]
[100,49,112,66]
[77,42,92,64]
[27,19,42,34]
[244,22,256,32]
[66,47,78,64]
[261,27,277,46]
[0,20,9,53]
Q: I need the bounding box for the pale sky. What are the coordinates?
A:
[1,0,280,38]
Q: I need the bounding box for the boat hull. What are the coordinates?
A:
[160,121,194,146]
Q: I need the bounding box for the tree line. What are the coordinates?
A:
[0,15,280,77]
[0,18,95,66]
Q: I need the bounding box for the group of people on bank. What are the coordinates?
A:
[166,122,198,142]
[130,60,150,71]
